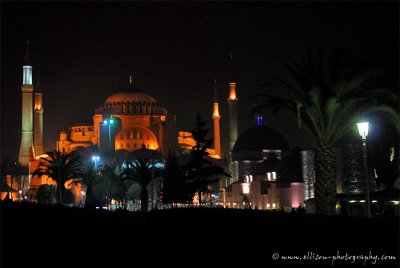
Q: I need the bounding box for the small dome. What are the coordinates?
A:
[105,87,157,104]
[233,126,289,153]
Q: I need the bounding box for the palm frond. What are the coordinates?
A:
[278,57,313,93]
[338,68,383,97]
[324,97,341,135]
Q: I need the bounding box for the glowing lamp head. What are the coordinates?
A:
[241,183,250,195]
[103,118,114,125]
[357,122,369,139]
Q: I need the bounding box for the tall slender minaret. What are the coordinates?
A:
[212,78,221,158]
[33,71,44,156]
[18,41,34,166]
[227,54,238,151]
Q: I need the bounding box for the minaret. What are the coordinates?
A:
[212,78,221,158]
[33,71,44,156]
[18,41,34,166]
[227,54,238,151]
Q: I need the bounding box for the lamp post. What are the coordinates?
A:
[103,117,114,210]
[103,118,114,157]
[357,121,371,218]
[92,155,100,170]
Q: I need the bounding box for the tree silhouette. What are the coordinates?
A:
[183,114,229,205]
[32,150,82,205]
[123,157,162,212]
[101,165,124,210]
[163,152,193,205]
[70,161,99,208]
[36,184,56,204]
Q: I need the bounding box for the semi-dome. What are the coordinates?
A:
[105,87,157,104]
[233,126,289,153]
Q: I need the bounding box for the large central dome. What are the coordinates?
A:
[105,87,157,104]
[95,86,166,116]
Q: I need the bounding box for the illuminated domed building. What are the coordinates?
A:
[56,77,179,156]
[222,114,305,210]
[229,118,290,183]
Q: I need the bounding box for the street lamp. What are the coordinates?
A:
[103,118,114,210]
[92,155,100,169]
[357,121,371,218]
[103,118,114,157]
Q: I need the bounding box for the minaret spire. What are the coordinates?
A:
[24,40,31,66]
[230,52,238,82]
[19,41,34,166]
[23,40,33,85]
[227,53,238,151]
[212,78,221,158]
[214,78,218,102]
[34,71,44,156]
[227,53,239,183]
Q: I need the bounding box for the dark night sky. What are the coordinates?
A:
[1,1,398,161]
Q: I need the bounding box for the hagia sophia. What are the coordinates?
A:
[56,76,179,156]
[3,43,307,211]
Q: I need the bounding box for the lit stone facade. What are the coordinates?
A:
[223,173,304,210]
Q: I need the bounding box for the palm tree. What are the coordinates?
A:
[253,48,400,215]
[71,162,99,208]
[123,157,161,212]
[101,165,123,210]
[33,150,82,205]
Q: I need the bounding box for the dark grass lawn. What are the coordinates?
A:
[1,202,399,267]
